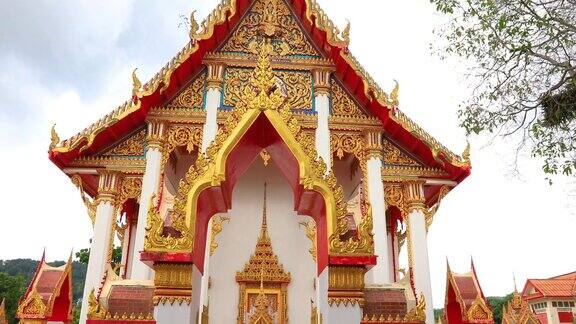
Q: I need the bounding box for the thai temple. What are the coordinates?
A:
[22,0,510,322]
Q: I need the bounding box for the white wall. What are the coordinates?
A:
[207,161,316,323]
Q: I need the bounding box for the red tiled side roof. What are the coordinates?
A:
[454,276,480,307]
[527,279,576,298]
[550,271,576,280]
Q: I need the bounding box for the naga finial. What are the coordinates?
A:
[189,10,199,39]
[462,141,471,163]
[390,80,399,107]
[341,20,350,44]
[132,68,142,97]
[49,124,60,151]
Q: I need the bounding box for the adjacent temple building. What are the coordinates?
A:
[40,0,480,323]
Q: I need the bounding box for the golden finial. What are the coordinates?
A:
[341,20,350,43]
[462,141,471,163]
[132,68,142,97]
[390,80,399,106]
[189,10,199,39]
[49,124,60,151]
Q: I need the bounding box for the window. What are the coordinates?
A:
[553,301,558,307]
[570,301,575,307]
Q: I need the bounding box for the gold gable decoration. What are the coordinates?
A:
[166,71,207,109]
[382,139,420,167]
[330,78,366,118]
[17,289,47,319]
[466,296,494,322]
[224,67,313,110]
[220,0,319,57]
[100,129,146,157]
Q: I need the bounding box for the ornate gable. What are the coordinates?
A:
[330,77,369,118]
[223,67,313,111]
[219,0,320,57]
[99,128,146,157]
[166,70,207,110]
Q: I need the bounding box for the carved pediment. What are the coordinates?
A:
[330,78,369,118]
[223,67,313,110]
[100,128,146,157]
[219,0,321,57]
[382,139,421,167]
[166,71,207,110]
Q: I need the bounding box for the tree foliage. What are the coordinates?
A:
[431,0,576,177]
[487,293,513,324]
[0,272,26,324]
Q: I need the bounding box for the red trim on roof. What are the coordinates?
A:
[49,0,471,187]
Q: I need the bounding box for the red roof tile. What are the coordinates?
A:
[528,279,576,298]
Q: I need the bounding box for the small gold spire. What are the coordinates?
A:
[261,182,268,235]
[49,124,60,151]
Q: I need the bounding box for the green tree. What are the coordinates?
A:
[430,0,576,177]
[0,272,26,324]
[75,246,122,268]
[487,293,513,324]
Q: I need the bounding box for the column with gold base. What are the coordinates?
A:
[198,64,224,323]
[405,180,433,324]
[130,121,165,280]
[364,131,392,285]
[79,172,120,324]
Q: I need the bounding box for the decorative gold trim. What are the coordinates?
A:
[17,289,47,319]
[160,124,203,170]
[70,175,97,226]
[299,220,317,261]
[327,266,365,307]
[210,215,230,256]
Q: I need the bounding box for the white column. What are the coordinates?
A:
[387,228,395,282]
[364,131,392,285]
[405,181,433,324]
[316,268,329,322]
[201,64,224,151]
[189,265,204,324]
[313,70,332,167]
[198,64,224,319]
[129,121,165,280]
[79,172,120,324]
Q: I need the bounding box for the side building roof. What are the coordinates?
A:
[16,251,73,322]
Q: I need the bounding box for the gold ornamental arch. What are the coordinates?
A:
[145,42,373,268]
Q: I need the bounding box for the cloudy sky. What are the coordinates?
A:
[0,0,574,307]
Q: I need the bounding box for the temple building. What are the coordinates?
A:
[16,252,73,324]
[501,289,540,324]
[521,272,576,324]
[45,0,472,323]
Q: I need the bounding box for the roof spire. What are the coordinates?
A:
[260,182,268,238]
